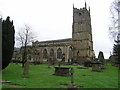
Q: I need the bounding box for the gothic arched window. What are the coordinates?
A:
[50,48,54,56]
[57,48,62,59]
[43,49,47,59]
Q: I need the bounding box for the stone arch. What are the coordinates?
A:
[43,49,47,59]
[57,48,62,59]
[50,48,54,57]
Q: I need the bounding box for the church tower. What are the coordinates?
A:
[72,2,94,63]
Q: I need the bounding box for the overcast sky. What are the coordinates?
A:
[0,0,114,59]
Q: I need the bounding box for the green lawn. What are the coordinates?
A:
[1,63,119,88]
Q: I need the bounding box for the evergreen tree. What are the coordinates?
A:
[98,51,104,63]
[113,34,120,65]
[2,16,15,70]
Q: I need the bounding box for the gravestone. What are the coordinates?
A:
[91,62,102,72]
[54,67,71,76]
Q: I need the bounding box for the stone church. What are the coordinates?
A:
[32,2,94,64]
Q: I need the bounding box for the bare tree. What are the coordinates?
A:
[109,0,120,39]
[16,24,35,68]
[109,0,120,69]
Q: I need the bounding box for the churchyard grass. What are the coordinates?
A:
[1,63,118,88]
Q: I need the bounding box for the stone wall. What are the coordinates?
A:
[72,5,94,63]
[32,38,73,63]
[31,4,94,64]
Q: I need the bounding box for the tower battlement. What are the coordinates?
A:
[74,7,90,13]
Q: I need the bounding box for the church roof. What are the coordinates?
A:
[33,38,72,47]
[38,38,72,43]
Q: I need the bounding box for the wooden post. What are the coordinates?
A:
[69,68,74,88]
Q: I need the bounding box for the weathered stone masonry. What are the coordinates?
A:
[32,2,94,64]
